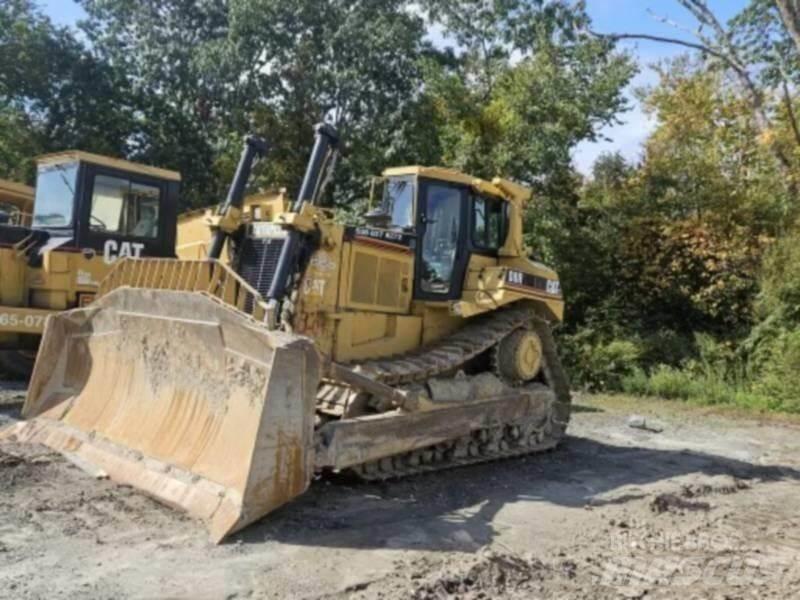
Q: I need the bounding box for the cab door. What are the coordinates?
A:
[414,178,469,301]
[75,164,179,264]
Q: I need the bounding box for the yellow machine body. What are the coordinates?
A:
[176,189,292,261]
[8,155,571,542]
[288,167,564,362]
[0,153,184,374]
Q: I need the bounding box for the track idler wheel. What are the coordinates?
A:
[494,328,543,384]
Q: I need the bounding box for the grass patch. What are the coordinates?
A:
[620,366,790,413]
[581,392,800,426]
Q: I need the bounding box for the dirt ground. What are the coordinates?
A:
[1,384,799,600]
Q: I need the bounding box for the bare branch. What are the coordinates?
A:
[679,0,728,41]
[591,6,798,190]
[676,0,743,69]
[646,5,718,55]
[645,8,700,39]
[590,31,743,73]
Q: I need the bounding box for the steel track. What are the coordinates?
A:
[343,301,572,480]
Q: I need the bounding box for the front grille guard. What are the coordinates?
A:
[98,257,275,327]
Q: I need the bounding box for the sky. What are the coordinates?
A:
[572,0,749,175]
[39,0,749,175]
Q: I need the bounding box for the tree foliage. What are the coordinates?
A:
[8,0,800,410]
[211,0,432,204]
[0,0,132,181]
[420,0,634,187]
[2,0,632,208]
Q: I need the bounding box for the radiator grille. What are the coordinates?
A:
[350,251,378,304]
[376,258,408,308]
[349,249,410,309]
[237,236,285,298]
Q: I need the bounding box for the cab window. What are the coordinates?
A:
[382,176,414,230]
[90,174,160,238]
[472,195,506,251]
[420,183,462,294]
[32,162,79,228]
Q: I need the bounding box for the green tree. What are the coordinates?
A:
[0,0,132,181]
[420,0,635,187]
[217,0,431,205]
[607,60,781,335]
[552,58,792,388]
[80,0,431,208]
[80,0,231,206]
[732,0,800,163]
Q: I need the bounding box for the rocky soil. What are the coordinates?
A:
[1,387,799,599]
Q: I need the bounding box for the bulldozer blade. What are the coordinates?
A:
[8,288,320,542]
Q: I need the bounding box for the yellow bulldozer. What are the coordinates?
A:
[0,149,283,377]
[0,152,182,376]
[7,124,571,542]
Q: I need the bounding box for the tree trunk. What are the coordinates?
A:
[776,0,800,58]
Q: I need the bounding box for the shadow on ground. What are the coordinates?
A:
[232,434,800,551]
[0,380,25,425]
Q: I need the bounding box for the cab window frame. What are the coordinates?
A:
[413,177,470,301]
[74,162,179,257]
[470,193,508,255]
[381,175,416,231]
[31,161,80,230]
[89,173,162,240]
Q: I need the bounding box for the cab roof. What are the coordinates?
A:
[36,151,182,183]
[382,166,532,204]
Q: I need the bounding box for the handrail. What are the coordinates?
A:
[98,257,272,324]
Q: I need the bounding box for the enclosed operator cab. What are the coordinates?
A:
[288,165,563,362]
[0,152,181,369]
[364,166,557,304]
[32,151,180,262]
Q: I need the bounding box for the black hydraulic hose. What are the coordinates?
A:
[207,135,269,260]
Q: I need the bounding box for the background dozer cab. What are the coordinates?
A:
[0,178,34,226]
[8,124,571,542]
[0,152,181,376]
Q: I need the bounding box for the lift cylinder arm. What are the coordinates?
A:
[207,135,269,260]
[267,123,339,306]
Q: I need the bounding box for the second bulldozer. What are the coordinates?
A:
[9,124,571,542]
[0,152,182,377]
[0,147,285,378]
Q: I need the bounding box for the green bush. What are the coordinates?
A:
[638,329,695,369]
[758,232,800,325]
[754,330,800,413]
[559,331,641,391]
[557,217,800,415]
[646,365,698,400]
[620,361,779,411]
[620,367,649,396]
